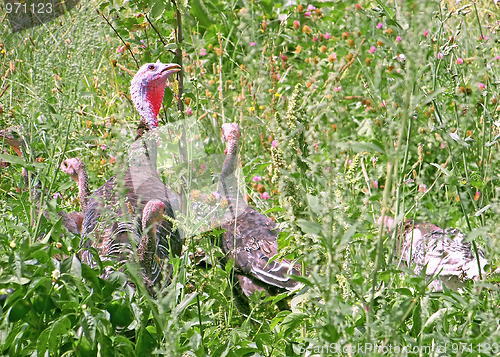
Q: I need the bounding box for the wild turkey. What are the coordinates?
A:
[1,128,82,235]
[217,123,302,297]
[80,62,182,285]
[380,216,488,291]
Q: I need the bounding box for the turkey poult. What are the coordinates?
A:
[380,216,488,291]
[80,62,182,285]
[218,123,302,297]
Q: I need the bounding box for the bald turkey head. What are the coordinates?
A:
[60,157,86,183]
[130,62,181,129]
[222,123,240,155]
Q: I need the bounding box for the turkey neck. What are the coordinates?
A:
[131,81,164,130]
[218,128,242,204]
[132,86,162,173]
[138,202,162,271]
[77,164,90,211]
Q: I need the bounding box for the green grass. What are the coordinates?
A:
[1,0,500,355]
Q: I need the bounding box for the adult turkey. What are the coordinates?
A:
[380,216,488,291]
[217,123,302,298]
[80,62,182,287]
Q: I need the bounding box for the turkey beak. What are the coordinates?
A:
[161,63,181,77]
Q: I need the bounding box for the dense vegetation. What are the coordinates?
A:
[1,0,500,355]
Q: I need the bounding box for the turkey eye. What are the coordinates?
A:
[148,65,155,71]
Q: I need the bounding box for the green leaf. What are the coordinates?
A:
[49,316,71,350]
[190,0,213,31]
[281,312,308,338]
[136,327,157,356]
[306,194,321,215]
[82,310,97,348]
[296,219,321,235]
[173,291,198,317]
[410,301,422,336]
[0,153,25,166]
[321,324,339,343]
[61,254,82,278]
[150,0,166,19]
[36,328,51,355]
[423,308,452,331]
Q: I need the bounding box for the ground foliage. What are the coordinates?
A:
[1,0,500,356]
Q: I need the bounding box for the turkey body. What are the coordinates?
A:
[395,220,487,291]
[217,123,301,297]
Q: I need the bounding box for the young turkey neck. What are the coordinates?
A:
[137,199,165,285]
[60,158,89,211]
[218,124,242,203]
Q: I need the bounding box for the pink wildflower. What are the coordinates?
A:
[186,107,192,115]
[293,20,300,29]
[271,140,278,148]
[304,11,311,17]
[396,36,402,42]
[200,48,207,56]
[418,184,427,193]
[494,55,500,61]
[260,192,270,200]
[423,30,429,37]
[455,57,463,64]
[437,52,444,59]
[376,22,383,29]
[355,4,363,10]
[333,86,342,92]
[100,145,107,151]
[440,142,445,149]
[478,82,486,90]
[312,36,318,42]
[307,4,315,11]
[479,35,489,41]
[368,46,376,54]
[109,155,116,164]
[253,176,262,182]
[116,45,125,53]
[324,32,331,40]
[250,42,256,47]
[53,192,62,200]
